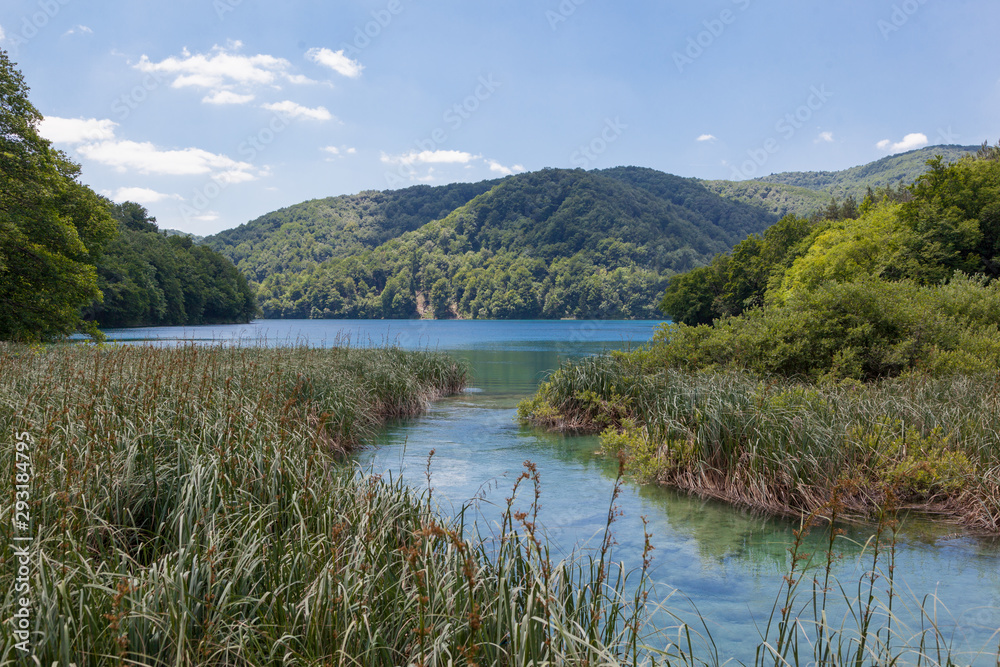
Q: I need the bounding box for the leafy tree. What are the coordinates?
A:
[660,214,816,324]
[430,278,453,318]
[89,202,258,327]
[0,49,116,341]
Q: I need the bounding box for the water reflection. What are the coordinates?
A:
[101,320,1000,662]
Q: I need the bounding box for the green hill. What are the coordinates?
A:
[88,202,258,328]
[700,180,831,219]
[203,146,982,321]
[751,145,979,200]
[216,168,782,320]
[204,181,500,283]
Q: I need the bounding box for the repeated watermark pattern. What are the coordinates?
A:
[214,0,243,20]
[180,108,292,225]
[383,74,502,187]
[4,0,73,53]
[730,85,832,180]
[878,0,930,40]
[339,0,410,58]
[111,70,166,122]
[10,431,34,656]
[571,117,628,169]
[546,0,588,31]
[673,0,753,74]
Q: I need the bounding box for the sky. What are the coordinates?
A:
[2,0,999,236]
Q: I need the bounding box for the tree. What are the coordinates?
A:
[0,49,115,341]
[88,201,259,327]
[430,278,453,318]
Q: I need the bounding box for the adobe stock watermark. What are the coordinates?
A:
[571,117,628,169]
[546,0,587,31]
[180,108,292,225]
[10,431,34,656]
[339,0,411,58]
[111,69,166,122]
[3,0,73,53]
[730,85,832,180]
[673,0,753,74]
[878,0,930,40]
[383,74,502,187]
[936,126,960,144]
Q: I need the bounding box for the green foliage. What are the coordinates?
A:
[658,146,1000,379]
[88,202,258,328]
[204,181,501,282]
[215,167,785,320]
[0,49,116,341]
[653,275,1000,381]
[660,214,818,324]
[701,179,831,219]
[753,144,978,200]
[855,422,976,500]
[521,359,1000,530]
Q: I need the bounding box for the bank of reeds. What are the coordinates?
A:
[519,353,1000,533]
[2,343,996,665]
[0,343,647,665]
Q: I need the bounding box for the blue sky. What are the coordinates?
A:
[2,0,998,235]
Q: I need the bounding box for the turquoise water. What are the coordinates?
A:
[103,319,1000,663]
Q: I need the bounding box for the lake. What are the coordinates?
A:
[102,319,1000,663]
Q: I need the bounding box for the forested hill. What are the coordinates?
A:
[208,168,782,320]
[751,145,978,200]
[204,180,500,282]
[201,146,982,321]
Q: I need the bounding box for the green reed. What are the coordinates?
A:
[0,343,650,666]
[520,354,1000,532]
[1,343,996,665]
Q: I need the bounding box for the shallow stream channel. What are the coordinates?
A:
[105,319,1000,663]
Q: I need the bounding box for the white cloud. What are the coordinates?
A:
[322,145,355,157]
[202,90,255,105]
[284,74,318,85]
[39,117,118,144]
[64,25,93,36]
[306,48,363,78]
[696,134,717,142]
[189,211,221,222]
[381,150,480,166]
[816,131,835,143]
[111,187,181,204]
[877,133,929,153]
[136,45,292,91]
[77,140,256,180]
[262,100,333,121]
[0,25,6,42]
[486,159,526,176]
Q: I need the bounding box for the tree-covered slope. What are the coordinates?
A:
[752,145,979,200]
[600,167,796,243]
[254,168,781,320]
[204,180,500,282]
[657,144,1000,380]
[87,202,258,328]
[700,180,831,219]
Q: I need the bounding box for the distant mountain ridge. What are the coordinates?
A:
[202,145,976,320]
[750,145,978,200]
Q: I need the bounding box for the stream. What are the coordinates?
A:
[104,319,1000,663]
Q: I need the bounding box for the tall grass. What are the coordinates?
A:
[520,354,1000,532]
[2,343,996,665]
[0,343,657,666]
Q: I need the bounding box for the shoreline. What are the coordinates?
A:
[519,361,1000,535]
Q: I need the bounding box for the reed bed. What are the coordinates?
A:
[1,343,995,665]
[0,343,660,666]
[519,354,1000,533]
